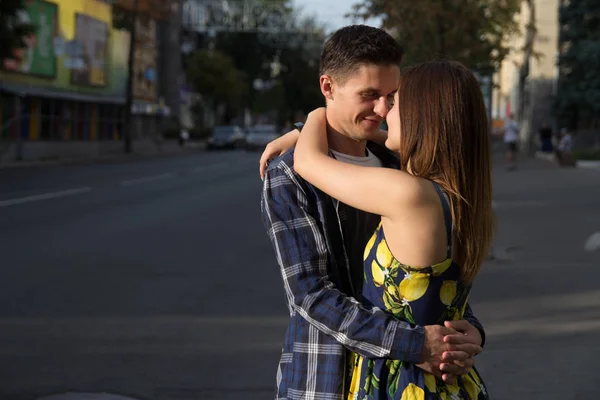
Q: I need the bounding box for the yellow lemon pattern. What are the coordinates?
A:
[423,374,437,393]
[401,383,425,400]
[440,280,457,306]
[376,239,394,268]
[399,273,429,302]
[371,260,386,287]
[364,232,377,261]
[347,221,489,400]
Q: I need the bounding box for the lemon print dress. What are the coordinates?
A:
[348,182,489,400]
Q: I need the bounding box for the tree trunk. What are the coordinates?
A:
[124,0,139,153]
[517,0,536,154]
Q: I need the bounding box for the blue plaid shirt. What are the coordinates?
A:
[261,142,485,400]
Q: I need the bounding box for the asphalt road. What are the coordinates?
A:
[0,150,599,400]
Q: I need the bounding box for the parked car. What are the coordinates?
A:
[206,125,246,150]
[245,125,280,150]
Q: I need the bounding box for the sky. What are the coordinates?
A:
[292,0,382,33]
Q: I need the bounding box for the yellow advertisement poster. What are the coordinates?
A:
[56,0,111,87]
[70,13,109,86]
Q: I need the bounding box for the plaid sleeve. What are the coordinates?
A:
[463,303,486,347]
[261,161,425,361]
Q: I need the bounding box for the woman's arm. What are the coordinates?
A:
[259,121,388,180]
[258,129,300,179]
[294,108,419,218]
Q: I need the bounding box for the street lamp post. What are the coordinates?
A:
[124,0,139,153]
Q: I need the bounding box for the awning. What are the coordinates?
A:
[0,81,126,105]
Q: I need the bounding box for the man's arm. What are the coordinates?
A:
[261,160,425,362]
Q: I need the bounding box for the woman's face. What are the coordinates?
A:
[385,90,401,152]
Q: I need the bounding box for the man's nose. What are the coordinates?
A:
[374,97,389,118]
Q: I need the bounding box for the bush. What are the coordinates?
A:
[574,148,600,160]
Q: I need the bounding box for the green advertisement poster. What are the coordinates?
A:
[2,0,58,78]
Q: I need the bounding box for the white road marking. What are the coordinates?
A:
[0,187,92,208]
[584,231,600,252]
[120,173,175,186]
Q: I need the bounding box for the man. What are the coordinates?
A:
[261,25,485,400]
[504,114,519,170]
[538,122,553,153]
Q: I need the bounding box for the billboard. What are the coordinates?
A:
[0,0,130,102]
[2,0,58,78]
[70,13,109,87]
[132,17,157,102]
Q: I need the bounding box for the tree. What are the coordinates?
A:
[182,0,326,125]
[0,0,34,66]
[273,17,327,125]
[205,0,326,124]
[516,0,535,124]
[187,49,246,124]
[556,0,600,130]
[348,0,521,74]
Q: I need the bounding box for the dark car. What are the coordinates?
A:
[206,125,246,150]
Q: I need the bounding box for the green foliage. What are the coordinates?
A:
[0,0,35,65]
[187,49,247,115]
[556,0,600,130]
[203,0,326,124]
[348,0,521,73]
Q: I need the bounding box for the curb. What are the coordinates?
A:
[534,151,556,162]
[577,160,600,169]
[535,151,600,170]
[36,394,140,400]
[0,141,206,169]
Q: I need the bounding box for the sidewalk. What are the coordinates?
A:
[477,153,600,398]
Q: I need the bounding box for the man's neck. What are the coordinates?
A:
[325,111,367,157]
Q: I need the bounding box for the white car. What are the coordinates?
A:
[245,125,280,150]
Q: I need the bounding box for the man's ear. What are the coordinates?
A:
[320,75,334,101]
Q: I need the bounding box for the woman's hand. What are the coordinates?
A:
[259,129,300,180]
[294,108,328,171]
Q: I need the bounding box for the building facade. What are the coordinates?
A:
[0,0,180,162]
[492,0,560,151]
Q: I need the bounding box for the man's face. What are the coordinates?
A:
[324,64,400,141]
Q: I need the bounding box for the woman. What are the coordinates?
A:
[264,60,494,400]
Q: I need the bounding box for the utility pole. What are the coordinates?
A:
[124,0,139,153]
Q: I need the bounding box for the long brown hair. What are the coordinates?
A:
[397,60,495,285]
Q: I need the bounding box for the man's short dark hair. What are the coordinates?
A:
[320,25,403,82]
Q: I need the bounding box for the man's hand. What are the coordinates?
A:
[417,322,482,384]
[259,129,300,180]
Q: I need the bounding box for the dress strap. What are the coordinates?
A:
[432,182,453,258]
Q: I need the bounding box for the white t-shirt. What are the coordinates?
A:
[504,120,519,143]
[329,148,383,290]
[330,148,383,168]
